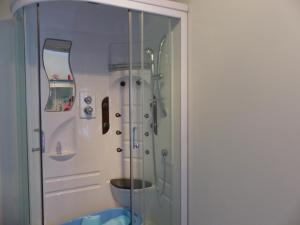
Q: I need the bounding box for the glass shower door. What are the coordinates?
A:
[129,11,182,225]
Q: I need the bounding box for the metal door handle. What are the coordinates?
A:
[33,128,45,153]
[133,127,139,149]
[32,148,40,152]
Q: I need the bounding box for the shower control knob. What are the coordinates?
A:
[84,96,93,104]
[115,113,122,118]
[116,130,122,135]
[116,148,123,153]
[84,106,94,115]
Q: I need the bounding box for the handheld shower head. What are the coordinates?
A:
[145,48,154,62]
[145,37,168,119]
[157,35,167,76]
[158,36,167,57]
[145,47,155,76]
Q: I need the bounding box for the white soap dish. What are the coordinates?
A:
[48,150,76,161]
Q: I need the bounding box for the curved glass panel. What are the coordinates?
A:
[43,39,75,112]
[0,8,30,225]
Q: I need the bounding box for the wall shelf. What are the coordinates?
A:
[48,150,76,161]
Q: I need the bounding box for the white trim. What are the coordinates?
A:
[131,0,188,11]
[12,0,188,15]
[180,12,188,225]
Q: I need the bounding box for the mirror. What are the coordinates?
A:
[43,39,75,112]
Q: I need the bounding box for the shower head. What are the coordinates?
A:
[156,35,168,118]
[145,47,155,76]
[146,38,168,119]
[145,48,155,62]
[157,35,167,76]
[158,35,167,57]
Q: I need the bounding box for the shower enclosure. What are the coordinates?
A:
[8,0,187,225]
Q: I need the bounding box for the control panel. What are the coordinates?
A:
[80,91,96,119]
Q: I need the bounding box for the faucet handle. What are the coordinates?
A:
[84,96,93,104]
[84,106,94,115]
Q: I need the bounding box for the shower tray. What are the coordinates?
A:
[60,208,142,225]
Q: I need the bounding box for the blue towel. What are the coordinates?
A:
[81,215,101,225]
[102,215,130,225]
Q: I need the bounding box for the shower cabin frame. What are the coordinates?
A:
[12,0,188,225]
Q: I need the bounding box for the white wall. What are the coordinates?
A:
[0,21,11,225]
[173,0,300,224]
[0,0,12,20]
[0,19,20,225]
[0,2,13,224]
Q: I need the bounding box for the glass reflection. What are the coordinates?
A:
[43,39,75,112]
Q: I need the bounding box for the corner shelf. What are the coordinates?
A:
[48,150,76,161]
[49,80,75,88]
